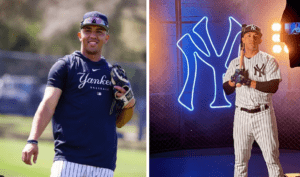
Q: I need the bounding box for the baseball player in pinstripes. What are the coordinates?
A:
[21,11,136,177]
[223,24,284,177]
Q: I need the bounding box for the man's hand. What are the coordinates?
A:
[22,143,38,165]
[250,80,256,89]
[229,79,242,87]
[114,86,135,109]
[229,80,236,87]
[236,82,242,87]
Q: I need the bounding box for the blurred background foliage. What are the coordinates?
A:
[0,0,146,63]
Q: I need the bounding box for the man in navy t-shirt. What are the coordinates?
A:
[22,11,136,177]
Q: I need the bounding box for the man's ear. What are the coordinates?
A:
[104,34,110,44]
[77,31,82,41]
[259,37,262,44]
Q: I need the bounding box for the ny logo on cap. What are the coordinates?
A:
[250,24,256,30]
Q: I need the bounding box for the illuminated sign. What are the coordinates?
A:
[177,16,242,111]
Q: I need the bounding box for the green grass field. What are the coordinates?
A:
[0,114,140,141]
[0,115,146,177]
[0,138,146,177]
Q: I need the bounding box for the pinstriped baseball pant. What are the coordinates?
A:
[50,161,114,177]
[233,107,284,177]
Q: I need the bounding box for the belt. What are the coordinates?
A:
[236,104,269,113]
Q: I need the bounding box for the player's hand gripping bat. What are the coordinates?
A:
[231,25,251,86]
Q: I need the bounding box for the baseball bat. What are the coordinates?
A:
[235,25,246,87]
[240,24,247,70]
[240,43,245,69]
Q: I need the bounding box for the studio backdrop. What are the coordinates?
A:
[150,0,300,154]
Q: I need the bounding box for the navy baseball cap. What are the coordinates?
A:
[81,11,109,31]
[242,24,262,37]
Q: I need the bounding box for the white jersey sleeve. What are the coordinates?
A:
[223,58,239,84]
[265,57,281,82]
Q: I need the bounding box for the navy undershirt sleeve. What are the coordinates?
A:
[47,59,68,90]
[223,81,236,95]
[255,79,280,93]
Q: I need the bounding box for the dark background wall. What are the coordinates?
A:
[150,0,300,153]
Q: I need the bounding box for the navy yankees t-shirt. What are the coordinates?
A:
[47,51,117,171]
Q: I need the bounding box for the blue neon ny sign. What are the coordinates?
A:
[177,16,242,111]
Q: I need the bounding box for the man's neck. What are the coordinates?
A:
[244,50,259,58]
[81,50,102,62]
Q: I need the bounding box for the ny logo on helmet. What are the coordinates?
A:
[177,16,242,111]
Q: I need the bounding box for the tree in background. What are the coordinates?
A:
[0,0,146,63]
[0,0,42,53]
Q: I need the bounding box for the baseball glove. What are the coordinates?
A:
[231,69,251,86]
[109,64,134,115]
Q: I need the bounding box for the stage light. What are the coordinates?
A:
[273,45,282,53]
[272,23,281,32]
[272,34,280,42]
[284,45,289,53]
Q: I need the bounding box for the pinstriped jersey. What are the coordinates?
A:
[223,51,281,109]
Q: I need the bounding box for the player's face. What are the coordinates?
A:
[242,32,262,52]
[78,25,109,55]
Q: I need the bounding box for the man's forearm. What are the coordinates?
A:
[28,86,62,140]
[250,79,280,93]
[28,102,54,140]
[116,107,135,128]
[223,80,236,95]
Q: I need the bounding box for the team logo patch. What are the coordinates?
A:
[254,64,266,77]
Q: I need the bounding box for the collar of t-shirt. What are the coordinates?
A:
[73,51,107,66]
